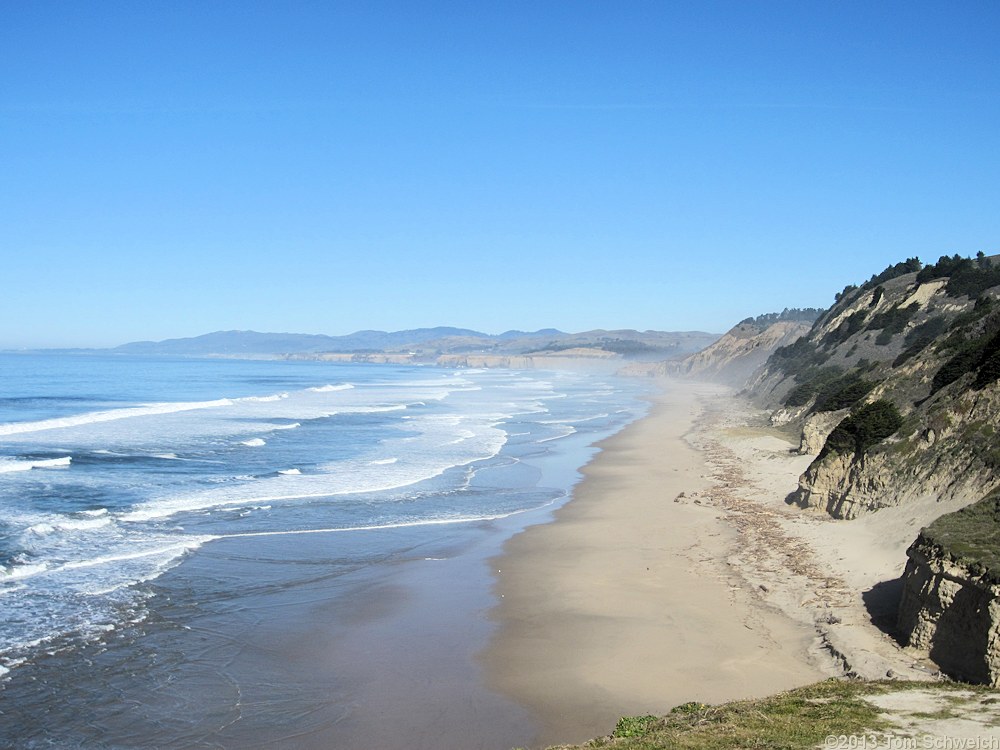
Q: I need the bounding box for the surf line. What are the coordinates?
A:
[214,503,555,540]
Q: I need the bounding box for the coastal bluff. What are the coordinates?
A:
[897,493,1000,686]
[621,310,819,386]
[745,254,1000,520]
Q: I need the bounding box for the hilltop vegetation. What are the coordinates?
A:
[745,252,1000,518]
[914,488,1000,584]
[737,308,824,329]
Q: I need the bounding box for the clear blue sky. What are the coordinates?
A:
[2,1,998,348]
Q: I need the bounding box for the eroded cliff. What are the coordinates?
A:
[622,310,819,385]
[897,492,1000,685]
[747,254,1000,519]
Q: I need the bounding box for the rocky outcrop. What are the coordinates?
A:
[797,410,847,454]
[897,530,1000,685]
[791,451,895,519]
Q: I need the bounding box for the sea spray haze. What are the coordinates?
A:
[0,352,648,746]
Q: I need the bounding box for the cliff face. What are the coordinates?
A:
[897,494,1000,685]
[671,320,812,386]
[621,311,818,385]
[747,254,1000,519]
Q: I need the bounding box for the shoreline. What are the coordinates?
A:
[482,376,958,748]
[481,380,828,747]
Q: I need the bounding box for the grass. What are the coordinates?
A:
[538,680,999,750]
[920,490,1000,582]
[543,679,893,750]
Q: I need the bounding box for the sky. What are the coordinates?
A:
[2,1,999,348]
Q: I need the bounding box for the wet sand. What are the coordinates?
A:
[482,381,826,747]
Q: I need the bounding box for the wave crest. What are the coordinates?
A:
[0,456,71,473]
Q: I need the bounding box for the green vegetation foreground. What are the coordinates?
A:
[534,679,999,750]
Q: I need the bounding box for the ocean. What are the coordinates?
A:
[0,353,649,748]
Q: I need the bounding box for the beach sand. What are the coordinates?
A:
[482,381,828,747]
[483,377,959,747]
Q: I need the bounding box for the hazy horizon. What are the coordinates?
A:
[4,323,725,353]
[3,2,998,348]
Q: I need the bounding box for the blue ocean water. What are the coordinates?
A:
[0,353,649,708]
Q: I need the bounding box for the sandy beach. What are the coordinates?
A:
[482,381,827,747]
[483,377,962,747]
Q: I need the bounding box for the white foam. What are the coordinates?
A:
[277,468,301,475]
[78,508,109,517]
[94,376,599,529]
[240,438,266,447]
[273,422,301,430]
[26,515,112,535]
[0,456,72,473]
[0,399,234,436]
[537,425,577,443]
[308,383,354,392]
[353,405,409,414]
[55,517,112,532]
[55,540,209,573]
[0,562,49,581]
[220,504,549,539]
[539,413,609,425]
[241,393,288,403]
[119,418,508,522]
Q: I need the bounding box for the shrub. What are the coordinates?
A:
[613,715,660,738]
[915,253,1000,298]
[788,369,877,412]
[817,376,876,412]
[947,261,1000,298]
[868,303,921,345]
[932,327,1000,393]
[769,338,828,376]
[916,254,967,284]
[946,295,995,335]
[784,366,843,407]
[821,400,903,458]
[822,310,868,348]
[893,320,947,367]
[973,332,1000,389]
[834,284,858,303]
[738,308,824,327]
[861,257,923,291]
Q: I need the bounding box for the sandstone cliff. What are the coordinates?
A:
[671,319,812,386]
[621,310,818,385]
[897,492,1000,685]
[746,254,1000,519]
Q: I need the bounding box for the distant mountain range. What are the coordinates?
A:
[113,327,719,361]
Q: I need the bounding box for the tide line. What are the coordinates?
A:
[216,504,553,540]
